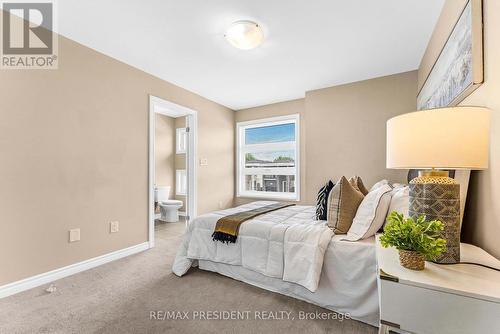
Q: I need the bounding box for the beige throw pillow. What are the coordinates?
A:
[327,176,365,234]
[348,176,369,195]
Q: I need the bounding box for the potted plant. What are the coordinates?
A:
[380,212,447,270]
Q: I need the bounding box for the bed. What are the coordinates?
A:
[173,201,379,326]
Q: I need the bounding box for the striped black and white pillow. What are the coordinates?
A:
[316,180,334,221]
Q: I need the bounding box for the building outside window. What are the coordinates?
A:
[236,114,299,201]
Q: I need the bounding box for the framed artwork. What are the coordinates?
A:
[417,0,483,110]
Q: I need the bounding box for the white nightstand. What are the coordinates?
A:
[375,235,500,334]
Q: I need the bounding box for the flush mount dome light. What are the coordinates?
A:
[225,20,264,50]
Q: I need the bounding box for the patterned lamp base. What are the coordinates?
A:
[409,171,460,264]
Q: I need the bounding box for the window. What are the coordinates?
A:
[176,169,187,196]
[176,128,187,154]
[237,114,299,200]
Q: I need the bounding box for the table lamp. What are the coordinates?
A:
[387,106,490,263]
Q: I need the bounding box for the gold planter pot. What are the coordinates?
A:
[399,250,425,271]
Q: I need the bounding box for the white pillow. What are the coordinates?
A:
[344,184,393,241]
[387,186,409,218]
[369,179,389,192]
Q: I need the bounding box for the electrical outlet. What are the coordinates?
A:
[200,157,208,166]
[110,221,119,233]
[69,228,80,242]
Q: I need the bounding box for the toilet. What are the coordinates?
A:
[154,186,183,222]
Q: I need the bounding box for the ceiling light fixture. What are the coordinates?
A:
[225,20,264,50]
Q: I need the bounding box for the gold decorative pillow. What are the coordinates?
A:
[327,176,365,234]
[349,176,369,195]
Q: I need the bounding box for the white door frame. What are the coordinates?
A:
[148,95,197,248]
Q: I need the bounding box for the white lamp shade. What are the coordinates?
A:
[387,106,490,170]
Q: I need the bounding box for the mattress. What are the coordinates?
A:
[198,234,379,327]
[173,202,334,291]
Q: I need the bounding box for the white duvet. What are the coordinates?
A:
[172,201,334,292]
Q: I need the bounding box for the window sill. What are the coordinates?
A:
[237,193,300,202]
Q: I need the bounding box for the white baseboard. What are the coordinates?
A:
[0,242,149,299]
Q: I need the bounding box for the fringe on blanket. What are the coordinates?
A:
[211,231,237,244]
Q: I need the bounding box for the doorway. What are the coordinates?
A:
[148,95,197,248]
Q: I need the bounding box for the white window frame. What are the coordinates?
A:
[236,114,300,201]
[176,128,187,154]
[176,169,187,196]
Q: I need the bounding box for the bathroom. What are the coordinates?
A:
[154,112,188,224]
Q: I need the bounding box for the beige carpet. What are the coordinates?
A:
[0,222,377,334]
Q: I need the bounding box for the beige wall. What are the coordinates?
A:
[0,33,234,285]
[418,0,500,258]
[234,72,416,206]
[155,114,175,190]
[304,72,416,203]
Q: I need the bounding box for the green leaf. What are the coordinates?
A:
[380,211,447,259]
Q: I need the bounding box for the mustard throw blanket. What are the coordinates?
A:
[212,203,295,243]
